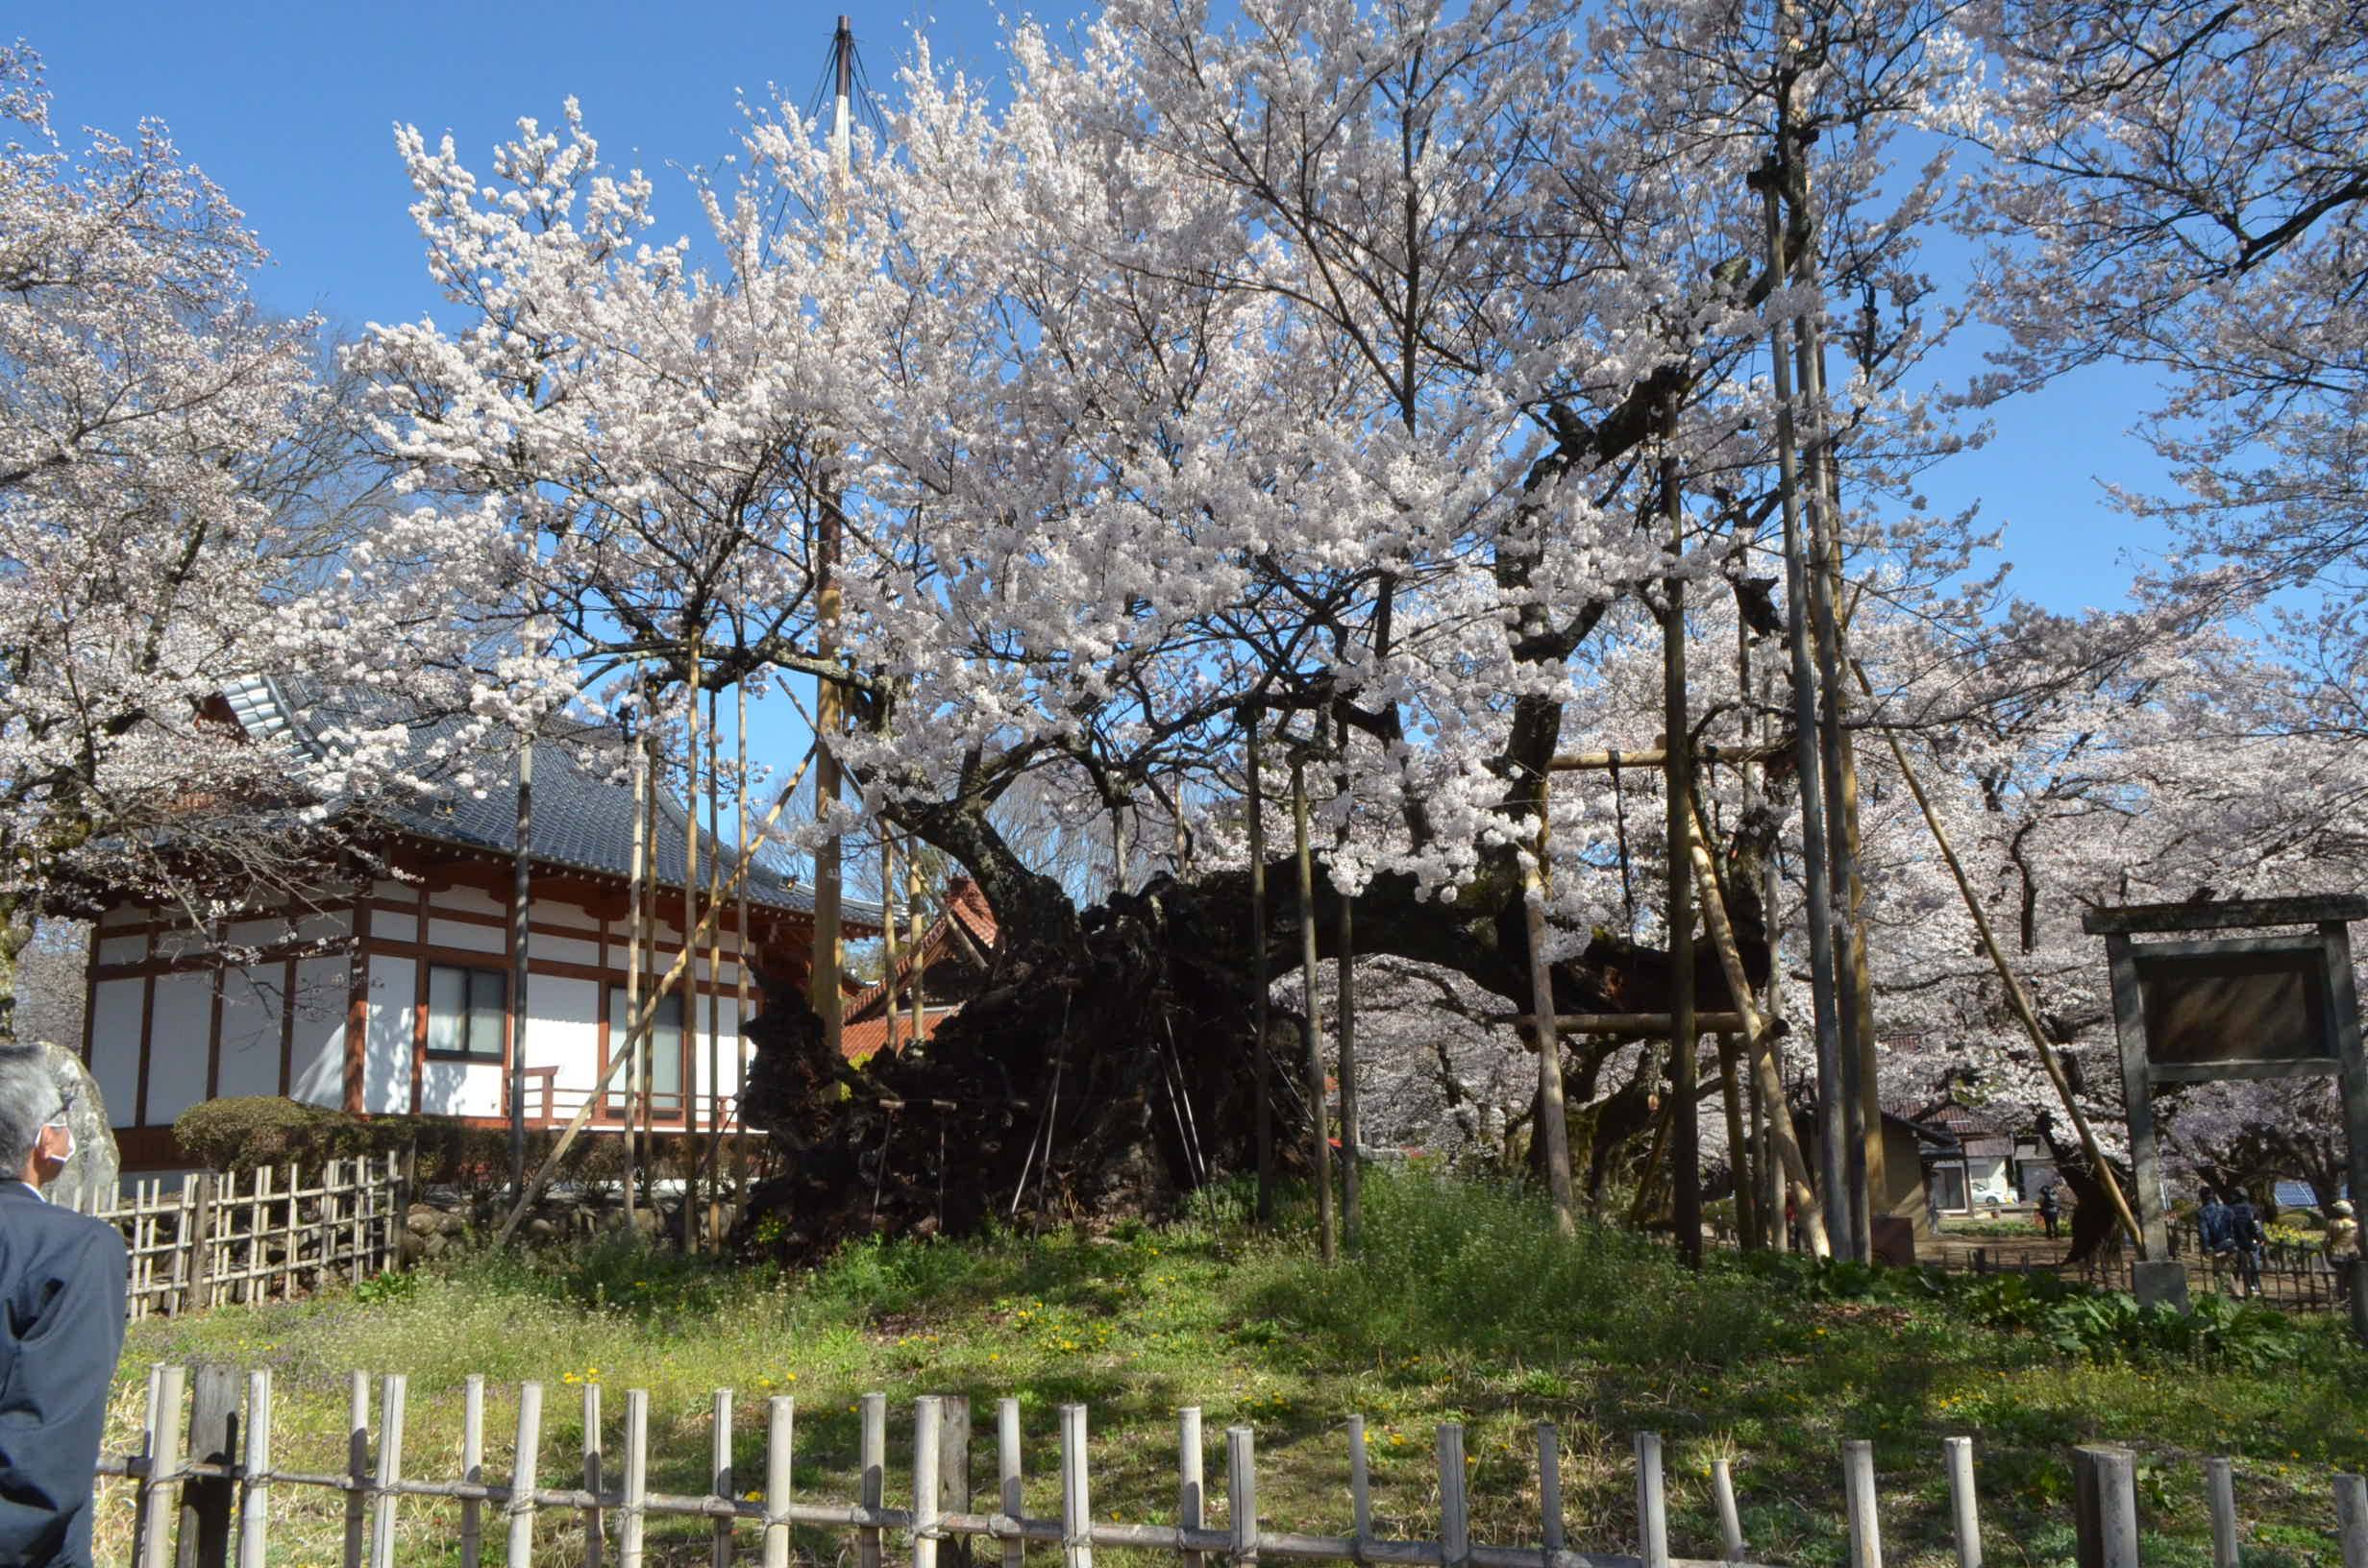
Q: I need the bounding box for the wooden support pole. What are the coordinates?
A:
[2073,1447,2139,1568]
[583,1384,605,1568]
[1292,756,1336,1265]
[2339,1474,2368,1568]
[625,702,647,1230]
[1437,1426,1468,1568]
[1849,660,2143,1252]
[705,685,726,1245]
[1247,710,1274,1224]
[178,1363,239,1568]
[712,1388,736,1568]
[683,652,703,1254]
[1635,1433,1669,1568]
[508,728,534,1205]
[141,1366,186,1568]
[1842,1440,1881,1568]
[941,1396,974,1568]
[237,1369,272,1568]
[461,1376,485,1568]
[1662,405,1701,1269]
[1712,1459,1745,1564]
[1336,733,1362,1252]
[1181,1408,1208,1568]
[861,1393,887,1568]
[1060,1405,1093,1568]
[620,1389,650,1568]
[915,1397,945,1568]
[999,1399,1024,1568]
[1226,1428,1258,1567]
[1537,1426,1563,1556]
[342,1371,369,1568]
[368,1375,407,1568]
[506,1383,543,1568]
[2205,1458,2237,1568]
[1719,1038,1756,1249]
[735,676,754,1203]
[1944,1438,1981,1568]
[1523,784,1578,1237]
[764,1397,796,1568]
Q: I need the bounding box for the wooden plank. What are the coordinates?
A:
[341,1371,370,1568]
[1180,1408,1207,1568]
[506,1383,544,1568]
[461,1376,486,1568]
[1226,1428,1258,1566]
[2205,1458,2237,1568]
[1943,1438,1979,1568]
[942,1396,974,1568]
[862,1393,888,1568]
[236,1369,271,1568]
[916,1397,945,1568]
[140,1365,186,1568]
[713,1388,736,1568]
[2080,895,2368,934]
[764,1395,796,1568]
[2106,937,2172,1260]
[1634,1433,1668,1568]
[620,1388,651,1568]
[998,1398,1024,1568]
[1711,1459,1743,1564]
[369,1374,407,1568]
[1436,1425,1468,1568]
[1059,1405,1093,1568]
[1841,1441,1880,1568]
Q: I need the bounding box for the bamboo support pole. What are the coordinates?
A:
[1635,1433,1669,1568]
[765,1397,796,1568]
[625,698,647,1229]
[496,744,820,1244]
[812,21,851,1074]
[369,1375,407,1568]
[140,1365,185,1568]
[714,1389,737,1568]
[916,1397,945,1568]
[1227,1429,1258,1566]
[1061,1405,1094,1568]
[1663,406,1701,1269]
[1291,756,1336,1265]
[735,683,753,1204]
[1712,1459,1744,1564]
[1945,1439,1980,1568]
[621,1389,651,1568]
[861,1394,887,1568]
[1182,1409,1208,1568]
[705,686,726,1245]
[1718,1039,1756,1249]
[584,1383,605,1568]
[1248,711,1274,1224]
[342,1371,369,1568]
[1345,1417,1370,1551]
[683,653,703,1253]
[884,832,901,1054]
[2073,1448,2138,1568]
[2205,1458,2236,1568]
[1438,1426,1470,1568]
[1841,1442,1880,1568]
[1336,789,1361,1249]
[999,1400,1024,1568]
[1538,1427,1563,1556]
[1847,660,2143,1251]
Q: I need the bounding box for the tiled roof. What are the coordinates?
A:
[841,1007,957,1063]
[846,877,996,1023]
[220,675,882,928]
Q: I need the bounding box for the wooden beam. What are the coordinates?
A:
[1498,1011,1750,1035]
[2080,894,2368,935]
[1549,744,1790,772]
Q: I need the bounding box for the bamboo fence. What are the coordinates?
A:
[97,1366,2368,1568]
[75,1154,407,1320]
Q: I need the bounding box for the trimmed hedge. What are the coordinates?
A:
[174,1097,641,1188]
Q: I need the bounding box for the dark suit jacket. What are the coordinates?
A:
[0,1182,128,1567]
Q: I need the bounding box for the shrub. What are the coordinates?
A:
[175,1097,357,1172]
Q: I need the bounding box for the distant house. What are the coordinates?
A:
[78,676,879,1170]
[839,876,998,1062]
[1913,1100,2055,1213]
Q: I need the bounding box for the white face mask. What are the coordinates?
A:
[45,1118,73,1163]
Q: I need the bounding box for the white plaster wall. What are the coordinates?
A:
[529,931,601,967]
[98,903,148,929]
[439,885,505,918]
[294,908,352,944]
[525,975,601,1096]
[216,964,284,1100]
[534,895,598,931]
[97,933,146,966]
[363,955,416,1115]
[288,956,349,1109]
[145,971,212,1125]
[428,918,505,955]
[420,1059,504,1117]
[88,977,145,1127]
[373,904,422,944]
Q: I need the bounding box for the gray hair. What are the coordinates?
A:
[0,1043,66,1175]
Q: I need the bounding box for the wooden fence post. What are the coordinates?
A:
[340,1371,369,1568]
[1344,1415,1369,1553]
[1538,1425,1564,1556]
[368,1374,407,1568]
[181,1175,216,1317]
[620,1389,650,1568]
[712,1388,736,1568]
[2336,1474,2368,1568]
[1842,1441,1881,1568]
[584,1382,606,1568]
[1437,1425,1468,1568]
[861,1393,888,1568]
[2204,1458,2237,1568]
[460,1376,486,1568]
[1226,1429,1258,1567]
[941,1395,973,1568]
[236,1369,271,1568]
[1634,1433,1668,1568]
[916,1397,945,1568]
[140,1365,187,1568]
[1712,1458,1745,1564]
[2073,1447,2139,1568]
[1059,1405,1093,1568]
[1180,1408,1207,1568]
[507,1383,544,1568]
[1943,1438,1980,1568]
[764,1396,796,1568]
[175,1363,239,1568]
[998,1399,1024,1568]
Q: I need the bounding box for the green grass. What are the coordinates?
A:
[101,1169,2366,1568]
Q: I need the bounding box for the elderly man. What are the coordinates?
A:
[0,1045,128,1567]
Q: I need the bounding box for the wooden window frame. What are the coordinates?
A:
[424,962,508,1065]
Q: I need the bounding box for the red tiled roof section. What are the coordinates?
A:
[847,877,998,1024]
[842,1009,957,1063]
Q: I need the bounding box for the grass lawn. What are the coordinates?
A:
[99,1170,2366,1568]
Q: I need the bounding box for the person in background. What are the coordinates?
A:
[0,1046,129,1567]
[2326,1200,2360,1301]
[2198,1188,2233,1289]
[2227,1189,2266,1299]
[2036,1179,2062,1240]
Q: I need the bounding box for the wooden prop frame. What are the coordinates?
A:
[2082,895,2368,1338]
